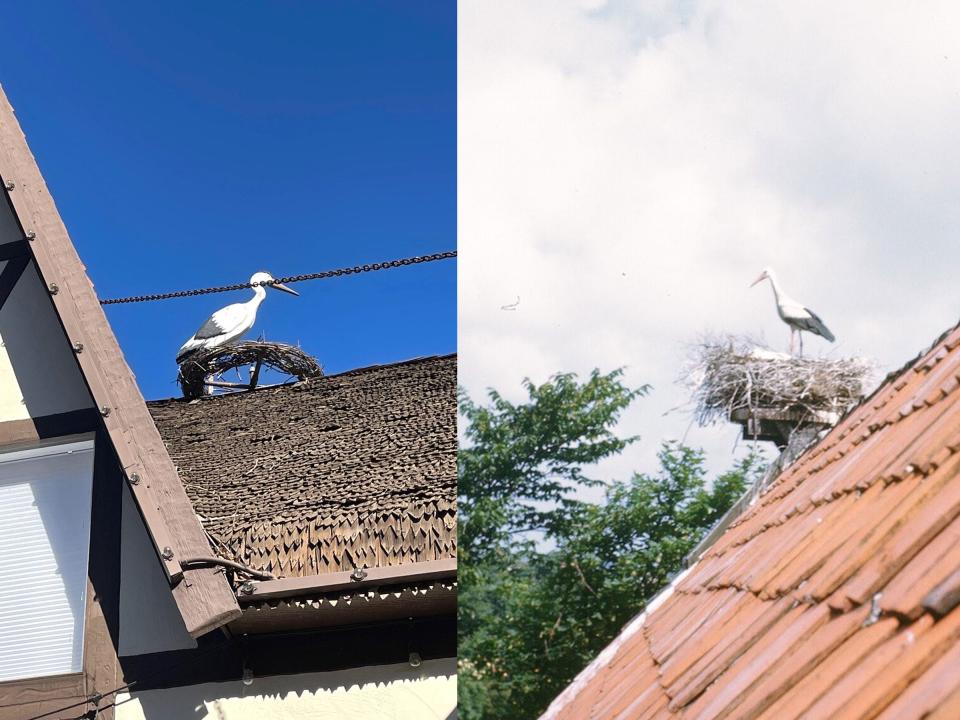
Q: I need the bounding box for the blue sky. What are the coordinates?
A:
[1,2,455,400]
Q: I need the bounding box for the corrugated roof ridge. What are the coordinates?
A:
[708,344,960,555]
[722,321,960,535]
[790,320,960,462]
[148,353,456,406]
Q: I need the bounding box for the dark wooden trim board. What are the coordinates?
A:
[231,582,457,635]
[238,558,457,602]
[120,615,457,692]
[82,429,125,712]
[0,86,240,636]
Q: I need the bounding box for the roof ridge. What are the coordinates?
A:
[148,352,456,405]
[719,319,960,532]
[825,318,960,440]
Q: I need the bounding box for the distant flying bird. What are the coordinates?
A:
[176,272,299,364]
[751,267,835,355]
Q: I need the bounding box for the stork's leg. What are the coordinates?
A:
[799,332,804,357]
[789,328,795,355]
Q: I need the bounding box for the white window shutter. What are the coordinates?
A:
[0,441,94,682]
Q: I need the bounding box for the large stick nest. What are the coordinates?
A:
[178,341,323,399]
[684,334,875,427]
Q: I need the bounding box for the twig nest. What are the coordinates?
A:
[178,341,323,399]
[684,334,875,427]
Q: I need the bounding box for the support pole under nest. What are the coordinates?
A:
[249,358,263,390]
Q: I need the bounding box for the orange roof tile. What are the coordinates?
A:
[541,322,960,719]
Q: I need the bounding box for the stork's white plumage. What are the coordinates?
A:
[176,271,299,364]
[751,267,835,355]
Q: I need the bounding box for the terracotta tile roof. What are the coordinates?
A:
[147,354,456,579]
[542,324,960,719]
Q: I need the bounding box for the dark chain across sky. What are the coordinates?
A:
[99,250,457,305]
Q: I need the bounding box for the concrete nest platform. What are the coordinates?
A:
[177,341,323,399]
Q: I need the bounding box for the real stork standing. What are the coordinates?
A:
[751,267,835,356]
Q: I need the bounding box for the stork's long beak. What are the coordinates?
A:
[749,273,765,288]
[271,282,299,296]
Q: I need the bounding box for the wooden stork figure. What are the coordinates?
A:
[751,267,835,356]
[176,271,299,364]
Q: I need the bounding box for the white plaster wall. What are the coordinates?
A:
[115,658,457,720]
[118,484,197,655]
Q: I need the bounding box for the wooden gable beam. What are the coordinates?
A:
[0,85,240,637]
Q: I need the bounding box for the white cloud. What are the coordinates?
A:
[459,1,960,489]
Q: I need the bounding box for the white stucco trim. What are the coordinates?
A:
[115,658,456,720]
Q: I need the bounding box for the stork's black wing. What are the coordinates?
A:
[800,307,835,342]
[193,314,229,339]
[193,302,247,339]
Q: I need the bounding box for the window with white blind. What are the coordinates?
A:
[0,439,94,682]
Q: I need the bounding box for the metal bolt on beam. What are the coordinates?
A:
[239,580,256,595]
[99,406,111,417]
[161,546,175,561]
[72,342,83,353]
[3,181,13,191]
[351,567,368,582]
[129,472,141,485]
[25,231,35,241]
[48,283,59,295]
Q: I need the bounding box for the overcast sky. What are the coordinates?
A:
[459,0,960,491]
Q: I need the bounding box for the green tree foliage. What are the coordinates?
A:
[458,370,765,720]
[459,369,646,561]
